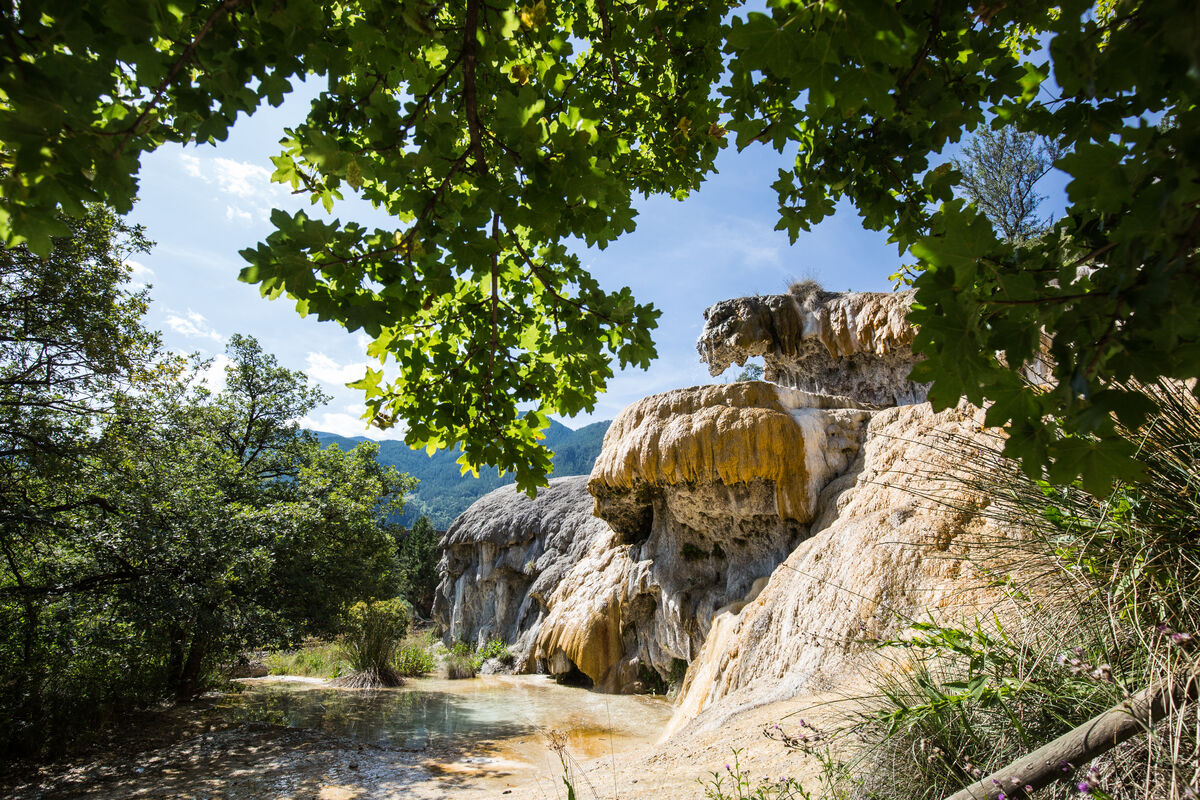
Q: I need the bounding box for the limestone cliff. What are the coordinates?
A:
[697,288,925,405]
[438,382,874,692]
[432,475,614,671]
[565,382,870,685]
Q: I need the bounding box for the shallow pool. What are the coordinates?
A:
[224,674,671,765]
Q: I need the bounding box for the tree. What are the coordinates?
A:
[953,127,1064,244]
[735,363,764,382]
[2,1,1197,492]
[0,236,416,753]
[397,515,440,618]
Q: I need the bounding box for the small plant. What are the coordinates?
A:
[476,637,513,666]
[443,651,477,679]
[393,631,436,677]
[334,597,410,688]
[699,748,812,800]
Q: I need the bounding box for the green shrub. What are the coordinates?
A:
[394,632,436,677]
[443,652,476,680]
[476,637,513,666]
[334,598,410,687]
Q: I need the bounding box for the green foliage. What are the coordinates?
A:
[0,220,416,756]
[393,631,437,677]
[443,651,477,680]
[265,641,348,679]
[395,516,440,617]
[2,1,1198,493]
[476,637,513,666]
[336,598,410,687]
[735,363,764,382]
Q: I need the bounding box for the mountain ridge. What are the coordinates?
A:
[312,418,611,528]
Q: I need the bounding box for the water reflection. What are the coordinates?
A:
[221,675,671,760]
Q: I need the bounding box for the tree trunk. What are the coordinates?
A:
[946,671,1200,800]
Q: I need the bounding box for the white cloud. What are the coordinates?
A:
[299,405,408,441]
[166,309,224,343]
[195,353,233,395]
[305,352,372,386]
[225,205,255,224]
[698,219,784,270]
[179,152,283,224]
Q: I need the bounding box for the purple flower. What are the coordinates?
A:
[1078,781,1092,793]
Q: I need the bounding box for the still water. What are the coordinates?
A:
[223,675,671,763]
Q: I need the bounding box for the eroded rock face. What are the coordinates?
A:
[589,382,871,533]
[697,288,925,406]
[668,402,1011,735]
[558,382,872,687]
[432,475,614,672]
[436,289,1012,732]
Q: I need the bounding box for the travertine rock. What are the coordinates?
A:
[589,382,871,533]
[431,475,615,671]
[437,289,1014,734]
[668,402,1010,734]
[697,288,925,405]
[543,382,874,687]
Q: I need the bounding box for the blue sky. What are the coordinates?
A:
[126,86,907,438]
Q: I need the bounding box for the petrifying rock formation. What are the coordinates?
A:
[697,287,925,405]
[667,402,1011,734]
[437,382,874,692]
[437,287,1020,748]
[432,475,614,672]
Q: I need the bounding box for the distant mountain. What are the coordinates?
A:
[312,418,611,529]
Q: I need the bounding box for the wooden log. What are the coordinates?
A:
[945,671,1199,800]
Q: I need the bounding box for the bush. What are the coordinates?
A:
[476,637,513,666]
[443,652,476,680]
[394,632,436,677]
[334,598,410,688]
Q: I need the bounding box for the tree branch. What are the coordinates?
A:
[116,0,245,155]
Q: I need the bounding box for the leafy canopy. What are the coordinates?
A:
[2,0,1197,492]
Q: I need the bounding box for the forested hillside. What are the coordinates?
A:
[314,419,610,528]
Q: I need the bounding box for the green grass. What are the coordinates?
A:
[264,641,347,678]
[394,631,438,677]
